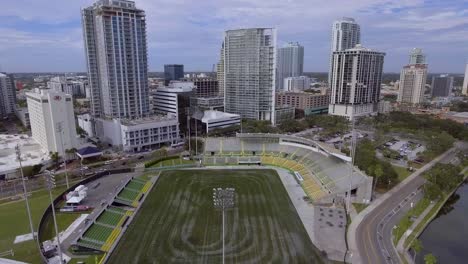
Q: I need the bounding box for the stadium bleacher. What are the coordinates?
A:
[204,136,369,202]
[82,224,113,244]
[75,177,152,253]
[97,210,125,226]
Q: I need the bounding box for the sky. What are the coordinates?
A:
[0,0,467,73]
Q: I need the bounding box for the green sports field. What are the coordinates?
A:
[108,169,323,263]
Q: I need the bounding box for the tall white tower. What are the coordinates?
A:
[82,0,149,119]
[329,17,361,85]
[409,48,426,65]
[398,48,428,105]
[26,89,78,155]
[462,62,468,95]
[223,28,277,124]
[277,42,304,91]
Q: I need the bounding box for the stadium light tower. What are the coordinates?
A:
[45,170,64,264]
[56,122,69,189]
[213,188,235,264]
[15,144,35,241]
[347,104,359,212]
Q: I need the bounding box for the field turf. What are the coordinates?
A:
[108,169,323,263]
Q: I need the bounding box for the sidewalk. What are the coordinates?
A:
[346,146,456,263]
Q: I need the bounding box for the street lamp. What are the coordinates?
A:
[15,144,35,241]
[213,187,235,264]
[45,170,64,264]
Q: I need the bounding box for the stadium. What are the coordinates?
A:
[203,133,372,204]
[37,133,372,263]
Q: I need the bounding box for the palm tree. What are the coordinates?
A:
[424,253,437,264]
[411,239,423,263]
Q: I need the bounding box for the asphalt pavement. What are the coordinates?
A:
[350,143,465,264]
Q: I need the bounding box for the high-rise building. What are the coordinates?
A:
[151,81,195,133]
[0,73,16,118]
[329,45,385,119]
[81,0,179,152]
[329,17,361,85]
[223,28,276,124]
[26,89,78,155]
[182,77,219,97]
[398,49,428,105]
[164,64,184,84]
[462,63,468,95]
[82,0,149,119]
[277,42,304,90]
[431,74,453,97]
[47,76,86,97]
[409,48,426,64]
[216,43,225,97]
[398,65,428,105]
[276,91,330,115]
[283,76,311,92]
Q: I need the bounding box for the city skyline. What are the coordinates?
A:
[0,0,467,73]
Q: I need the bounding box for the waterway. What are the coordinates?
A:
[416,180,468,264]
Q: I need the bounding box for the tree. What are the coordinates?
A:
[424,183,442,201]
[278,119,307,133]
[76,126,88,136]
[305,115,349,136]
[411,239,423,263]
[65,148,77,161]
[424,163,462,193]
[355,139,398,189]
[424,253,437,264]
[49,152,59,166]
[372,164,383,194]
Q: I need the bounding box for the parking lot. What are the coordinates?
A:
[379,138,426,167]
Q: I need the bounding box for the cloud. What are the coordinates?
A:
[0,0,467,72]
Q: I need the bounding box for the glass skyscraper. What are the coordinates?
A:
[222,28,277,124]
[82,0,150,119]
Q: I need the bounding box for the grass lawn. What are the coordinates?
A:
[41,213,82,241]
[68,254,104,264]
[108,169,323,263]
[403,199,444,248]
[0,187,67,263]
[393,165,412,182]
[148,157,195,168]
[353,203,369,214]
[393,198,431,244]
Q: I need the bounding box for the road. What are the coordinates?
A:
[354,143,464,264]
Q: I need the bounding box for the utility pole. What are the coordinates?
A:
[15,145,35,240]
[56,122,69,189]
[45,170,63,264]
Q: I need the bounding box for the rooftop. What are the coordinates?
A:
[0,134,49,173]
[120,114,177,126]
[202,110,240,122]
[449,112,468,118]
